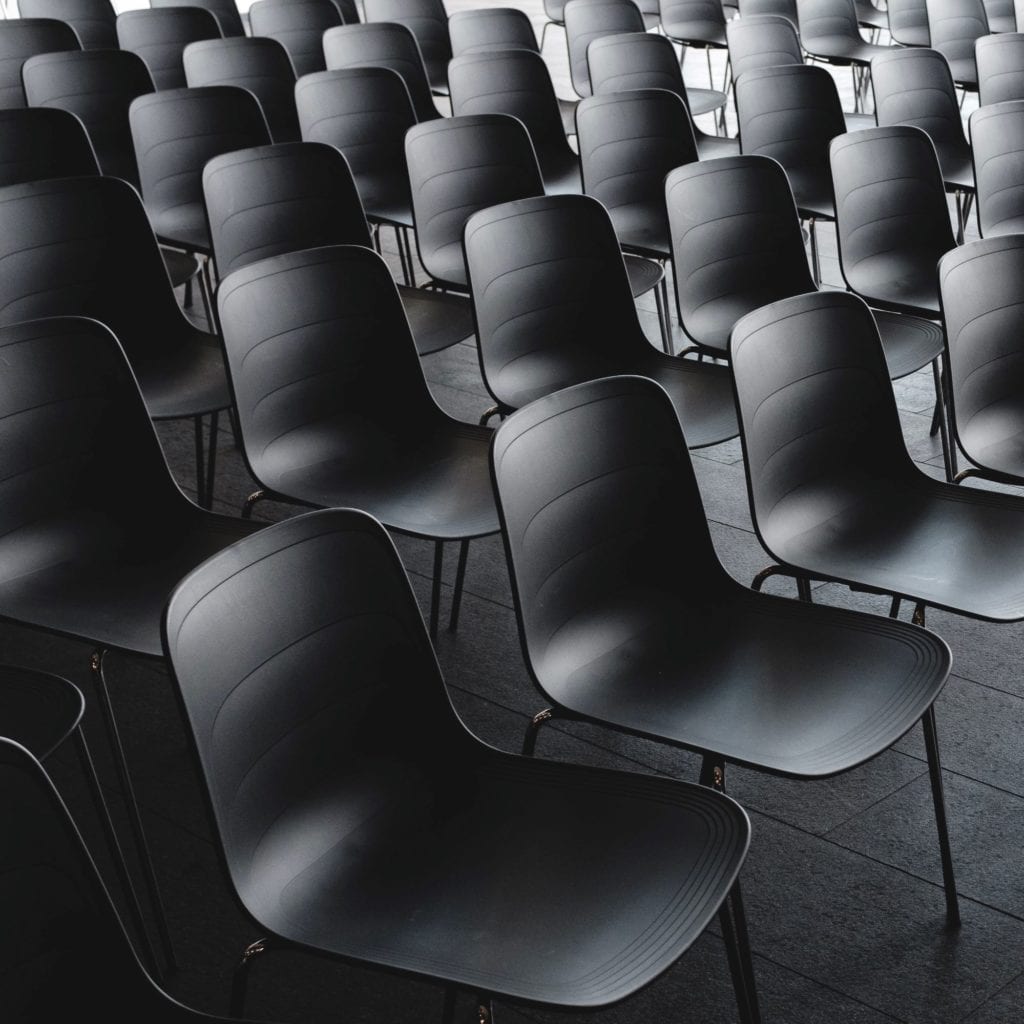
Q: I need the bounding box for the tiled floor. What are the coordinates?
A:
[5,4,1024,1023]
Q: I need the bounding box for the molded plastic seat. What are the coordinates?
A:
[322,21,440,121]
[448,6,539,55]
[448,49,581,195]
[464,194,739,447]
[216,245,497,635]
[660,0,728,50]
[364,0,452,93]
[969,99,1024,235]
[163,506,754,1017]
[248,0,342,76]
[116,7,223,91]
[152,0,246,38]
[203,141,472,354]
[183,36,299,141]
[925,0,988,88]
[0,18,80,109]
[796,0,891,64]
[938,236,1024,482]
[983,0,1018,29]
[0,105,99,184]
[976,31,1024,103]
[888,0,932,44]
[738,0,798,19]
[18,0,117,49]
[564,0,646,98]
[726,13,803,81]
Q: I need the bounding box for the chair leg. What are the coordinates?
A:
[888,595,902,618]
[402,226,417,287]
[430,540,444,640]
[241,489,266,519]
[718,882,762,1024]
[193,415,207,508]
[808,217,820,285]
[750,564,795,591]
[479,404,501,426]
[231,937,270,1018]
[930,358,955,482]
[205,410,219,508]
[922,703,961,927]
[522,707,555,756]
[449,539,470,632]
[653,270,672,353]
[797,576,813,602]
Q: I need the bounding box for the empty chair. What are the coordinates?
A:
[247,0,341,76]
[18,0,117,49]
[660,0,729,93]
[0,105,99,184]
[726,13,802,81]
[364,0,451,93]
[984,0,1017,29]
[738,0,798,20]
[217,246,499,636]
[116,6,222,91]
[322,22,440,121]
[887,0,932,44]
[448,6,538,55]
[183,36,299,142]
[925,0,988,89]
[970,99,1024,234]
[564,0,645,98]
[448,49,581,195]
[491,373,957,933]
[0,17,80,109]
[152,0,246,38]
[464,193,739,446]
[976,31,1024,102]
[203,141,472,355]
[871,47,975,241]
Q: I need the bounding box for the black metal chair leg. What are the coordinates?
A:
[522,707,555,756]
[241,489,266,519]
[654,266,672,353]
[230,937,270,1017]
[797,576,813,602]
[193,415,206,508]
[718,885,759,1024]
[922,705,961,927]
[430,540,443,640]
[204,410,219,508]
[402,225,417,287]
[931,358,954,481]
[750,564,793,591]
[727,880,761,1024]
[449,539,470,632]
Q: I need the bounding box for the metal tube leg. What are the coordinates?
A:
[922,705,961,927]
[402,226,417,287]
[719,893,756,1024]
[955,191,965,245]
[197,256,214,329]
[654,270,672,353]
[204,410,219,509]
[193,415,206,508]
[808,217,820,285]
[241,489,266,519]
[231,938,270,1018]
[430,540,443,640]
[797,576,813,602]
[522,707,555,756]
[888,595,902,618]
[449,539,470,632]
[931,358,954,481]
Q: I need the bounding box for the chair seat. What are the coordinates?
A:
[935,143,975,192]
[960,400,1024,481]
[801,35,889,64]
[558,95,578,135]
[624,252,665,299]
[689,86,728,117]
[153,204,212,255]
[855,0,890,29]
[844,111,877,131]
[695,132,740,159]
[871,309,945,379]
[399,285,474,355]
[0,665,84,760]
[987,12,1017,30]
[611,204,671,260]
[364,196,415,230]
[663,20,727,46]
[846,254,941,317]
[161,247,202,288]
[536,145,582,195]
[536,587,949,776]
[946,57,978,88]
[238,751,748,1005]
[133,328,231,419]
[789,171,837,220]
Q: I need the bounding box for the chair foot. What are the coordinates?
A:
[231,937,271,1018]
[922,706,961,928]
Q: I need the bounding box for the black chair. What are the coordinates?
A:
[116,6,222,91]
[938,235,1024,483]
[969,98,1024,235]
[129,85,273,323]
[0,105,100,184]
[563,0,645,98]
[202,140,472,355]
[162,504,757,1023]
[984,0,1018,29]
[448,48,581,195]
[464,193,739,445]
[665,154,946,387]
[18,0,117,49]
[295,65,421,283]
[248,0,342,76]
[182,36,299,142]
[976,31,1024,103]
[734,63,847,283]
[726,13,802,82]
[584,29,733,143]
[448,6,539,55]
[870,47,975,241]
[887,0,932,44]
[152,0,246,38]
[491,372,957,941]
[321,21,440,121]
[925,0,988,90]
[216,245,498,637]
[364,0,452,94]
[0,17,80,109]
[659,0,729,93]
[0,315,259,976]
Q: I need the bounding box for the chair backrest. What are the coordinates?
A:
[666,154,815,354]
[871,47,968,150]
[0,18,80,109]
[659,0,728,38]
[464,194,649,409]
[491,374,729,670]
[983,0,1017,28]
[22,48,153,187]
[183,36,299,142]
[887,0,931,45]
[564,0,645,97]
[796,0,863,44]
[115,7,222,90]
[730,291,912,549]
[18,0,116,49]
[448,6,538,56]
[1018,0,1024,27]
[970,99,1024,235]
[163,506,473,921]
[152,0,246,38]
[830,125,956,296]
[129,85,272,250]
[0,106,99,186]
[737,0,798,19]
[363,0,451,88]
[204,141,371,278]
[725,14,803,83]
[925,0,988,80]
[585,31,699,115]
[976,32,1024,104]
[248,0,342,76]
[405,113,544,287]
[322,22,439,121]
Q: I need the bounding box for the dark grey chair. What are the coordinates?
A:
[116,6,222,90]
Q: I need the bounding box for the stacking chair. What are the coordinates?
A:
[492,373,958,937]
[976,31,1024,102]
[870,47,975,241]
[448,6,539,55]
[0,105,100,184]
[665,155,946,390]
[0,316,259,978]
[564,0,645,98]
[216,246,499,637]
[938,236,1024,483]
[152,0,246,38]
[115,6,222,90]
[0,17,80,108]
[726,13,802,82]
[322,22,440,121]
[969,99,1024,234]
[448,48,581,195]
[18,0,117,49]
[887,0,932,44]
[164,506,756,1023]
[248,0,342,76]
[183,36,299,141]
[984,0,1018,29]
[364,0,452,93]
[464,193,739,446]
[925,0,989,90]
[659,0,729,93]
[202,141,472,355]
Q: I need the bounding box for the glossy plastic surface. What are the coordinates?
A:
[738,0,798,19]
[564,0,645,97]
[363,0,451,92]
[19,0,116,50]
[0,106,99,185]
[983,0,1017,29]
[976,32,1024,105]
[248,0,341,76]
[970,99,1024,235]
[660,0,728,46]
[449,6,538,55]
[924,0,987,87]
[0,18,79,109]
[796,0,889,63]
[152,0,246,38]
[116,7,222,91]
[887,0,931,45]
[726,14,803,82]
